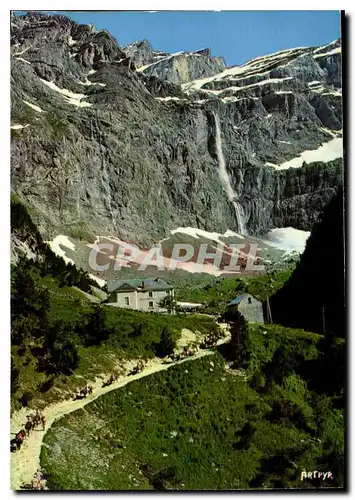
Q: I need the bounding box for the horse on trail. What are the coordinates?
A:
[33,409,42,427]
[86,385,93,396]
[21,471,46,490]
[10,430,26,452]
[27,410,42,429]
[74,384,93,400]
[30,477,46,490]
[183,346,196,357]
[41,414,46,431]
[130,360,145,375]
[24,416,34,436]
[103,372,118,388]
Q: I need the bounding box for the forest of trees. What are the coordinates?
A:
[10,250,113,403]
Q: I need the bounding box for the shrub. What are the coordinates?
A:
[19,390,34,407]
[153,327,175,358]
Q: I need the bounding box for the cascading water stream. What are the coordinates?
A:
[213,113,247,235]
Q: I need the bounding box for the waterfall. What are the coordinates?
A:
[232,201,246,236]
[213,113,247,235]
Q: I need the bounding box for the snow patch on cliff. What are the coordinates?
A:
[76,77,106,87]
[213,77,293,96]
[39,78,93,107]
[170,227,225,245]
[182,44,305,94]
[89,274,106,287]
[47,235,76,264]
[313,40,338,54]
[170,227,244,244]
[11,124,30,130]
[23,100,44,113]
[13,45,32,56]
[67,36,77,46]
[266,137,343,170]
[264,227,310,253]
[314,47,341,58]
[155,97,185,102]
[15,57,31,64]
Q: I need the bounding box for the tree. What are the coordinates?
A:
[154,327,175,358]
[228,310,249,366]
[159,295,176,314]
[40,320,80,375]
[11,256,50,345]
[51,339,79,375]
[77,305,113,346]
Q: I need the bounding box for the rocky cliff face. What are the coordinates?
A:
[124,40,226,85]
[11,12,343,250]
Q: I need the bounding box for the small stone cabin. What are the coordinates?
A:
[227,293,264,324]
[107,278,174,312]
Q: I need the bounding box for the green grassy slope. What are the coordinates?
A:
[11,270,217,412]
[41,326,344,490]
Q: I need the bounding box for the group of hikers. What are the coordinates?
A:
[11,409,46,453]
[162,346,199,364]
[22,470,47,491]
[12,346,207,455]
[73,359,148,398]
[75,360,147,395]
[129,360,145,376]
[73,383,93,401]
[11,348,213,490]
[199,337,218,349]
[102,371,119,387]
[183,345,199,357]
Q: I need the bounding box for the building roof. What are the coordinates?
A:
[228,294,247,306]
[108,278,173,293]
[228,293,260,306]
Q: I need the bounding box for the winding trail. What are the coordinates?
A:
[10,332,230,490]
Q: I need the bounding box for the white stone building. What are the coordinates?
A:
[227,293,264,324]
[106,278,174,312]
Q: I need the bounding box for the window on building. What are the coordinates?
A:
[248,297,252,304]
[149,291,153,297]
[124,296,130,306]
[149,301,154,308]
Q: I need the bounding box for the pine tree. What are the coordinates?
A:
[78,305,113,346]
[229,311,249,366]
[11,256,50,345]
[154,327,175,358]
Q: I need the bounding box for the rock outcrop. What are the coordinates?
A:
[11,12,343,250]
[124,40,226,85]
